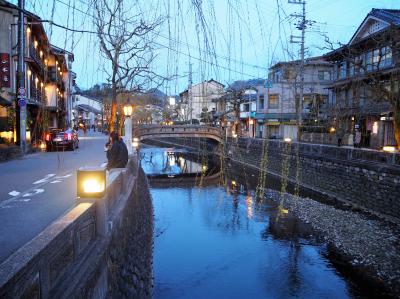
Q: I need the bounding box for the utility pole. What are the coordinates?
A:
[17,0,26,153]
[289,0,306,141]
[188,62,193,124]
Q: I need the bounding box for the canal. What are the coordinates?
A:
[141,146,373,299]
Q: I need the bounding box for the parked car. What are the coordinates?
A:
[45,128,79,151]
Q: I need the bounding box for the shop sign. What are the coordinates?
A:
[0,53,11,88]
[265,80,273,89]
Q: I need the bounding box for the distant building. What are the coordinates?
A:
[0,0,75,144]
[72,94,102,129]
[324,9,400,148]
[179,79,225,123]
[255,57,333,140]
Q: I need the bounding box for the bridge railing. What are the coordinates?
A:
[134,125,223,141]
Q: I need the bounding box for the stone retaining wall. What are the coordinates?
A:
[145,137,400,221]
[107,167,153,299]
[0,158,153,299]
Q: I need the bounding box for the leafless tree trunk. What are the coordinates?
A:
[94,0,165,133]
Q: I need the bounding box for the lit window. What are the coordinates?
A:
[268,94,279,109]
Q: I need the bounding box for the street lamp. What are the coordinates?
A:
[123,100,133,155]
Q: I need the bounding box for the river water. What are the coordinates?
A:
[141,147,371,299]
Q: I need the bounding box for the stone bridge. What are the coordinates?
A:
[134,125,223,143]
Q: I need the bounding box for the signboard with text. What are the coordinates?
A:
[0,53,11,88]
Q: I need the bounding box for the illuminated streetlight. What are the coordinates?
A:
[123,100,134,155]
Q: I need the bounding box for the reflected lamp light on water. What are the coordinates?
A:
[280,207,289,214]
[284,137,292,143]
[382,146,396,153]
[77,167,106,198]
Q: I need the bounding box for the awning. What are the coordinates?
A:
[255,113,297,122]
[76,104,101,115]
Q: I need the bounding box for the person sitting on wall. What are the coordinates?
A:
[105,131,128,170]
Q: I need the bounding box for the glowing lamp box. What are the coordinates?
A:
[77,167,106,198]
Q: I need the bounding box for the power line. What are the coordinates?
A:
[15,2,267,80]
[51,0,270,72]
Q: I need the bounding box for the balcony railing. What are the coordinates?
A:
[47,67,57,82]
[30,86,44,103]
[28,44,45,71]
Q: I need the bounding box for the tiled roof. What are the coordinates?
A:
[370,9,400,26]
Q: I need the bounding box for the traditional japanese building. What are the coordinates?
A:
[0,0,75,145]
[324,9,400,148]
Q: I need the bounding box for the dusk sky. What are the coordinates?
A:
[13,0,400,93]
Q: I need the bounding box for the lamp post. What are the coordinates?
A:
[123,100,133,155]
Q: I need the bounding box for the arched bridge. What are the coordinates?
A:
[134,125,223,143]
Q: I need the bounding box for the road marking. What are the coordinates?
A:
[22,189,44,197]
[55,173,72,179]
[50,180,61,184]
[16,198,31,202]
[8,191,20,196]
[33,174,56,185]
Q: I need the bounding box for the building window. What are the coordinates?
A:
[258,95,264,110]
[366,51,373,71]
[274,70,282,83]
[303,95,312,111]
[268,94,279,109]
[372,49,380,69]
[355,55,364,74]
[349,62,354,77]
[339,62,346,78]
[318,70,330,80]
[380,46,392,67]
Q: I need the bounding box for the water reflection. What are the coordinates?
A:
[141,148,214,177]
[143,147,372,299]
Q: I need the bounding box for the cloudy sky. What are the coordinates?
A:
[11,0,400,94]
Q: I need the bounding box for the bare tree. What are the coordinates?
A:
[95,0,165,133]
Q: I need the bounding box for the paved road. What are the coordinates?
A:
[0,131,108,263]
